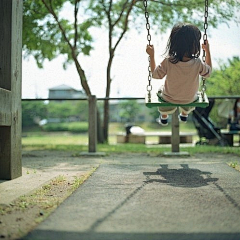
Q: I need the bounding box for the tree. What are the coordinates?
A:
[119,100,140,122]
[23,0,239,142]
[207,56,240,96]
[23,0,105,141]
[46,101,88,120]
[23,0,92,95]
[205,57,240,127]
[22,101,47,127]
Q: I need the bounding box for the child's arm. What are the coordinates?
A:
[146,45,156,73]
[202,40,212,69]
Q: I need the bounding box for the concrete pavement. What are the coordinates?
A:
[23,153,240,240]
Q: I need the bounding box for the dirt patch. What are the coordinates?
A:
[0,168,97,240]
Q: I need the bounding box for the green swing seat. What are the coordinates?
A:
[145,85,209,108]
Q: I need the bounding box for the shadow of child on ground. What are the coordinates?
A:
[143,164,218,188]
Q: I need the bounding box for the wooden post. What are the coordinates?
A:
[88,95,97,152]
[171,108,180,152]
[0,0,22,180]
[164,108,189,156]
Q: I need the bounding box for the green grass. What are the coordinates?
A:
[22,132,88,145]
[22,143,240,157]
[22,135,240,157]
[22,122,240,156]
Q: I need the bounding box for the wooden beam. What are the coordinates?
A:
[0,88,12,126]
[0,0,22,180]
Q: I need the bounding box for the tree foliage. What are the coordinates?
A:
[142,0,239,32]
[207,57,240,96]
[22,100,88,127]
[22,0,239,80]
[203,57,240,128]
[47,101,88,120]
[119,100,140,122]
[22,101,47,127]
[23,0,93,68]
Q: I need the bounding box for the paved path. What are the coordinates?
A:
[24,155,240,240]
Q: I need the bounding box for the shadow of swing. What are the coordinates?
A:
[143,164,219,188]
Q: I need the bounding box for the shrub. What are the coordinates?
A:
[68,122,88,133]
[42,122,88,133]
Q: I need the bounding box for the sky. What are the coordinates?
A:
[22,19,240,99]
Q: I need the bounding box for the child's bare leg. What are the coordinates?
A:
[179,111,188,122]
[180,111,188,117]
[158,114,168,126]
[161,114,168,119]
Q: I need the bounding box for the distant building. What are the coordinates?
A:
[48,84,86,99]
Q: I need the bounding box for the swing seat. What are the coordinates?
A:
[145,89,209,108]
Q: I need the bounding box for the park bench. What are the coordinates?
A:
[221,130,240,146]
[116,132,194,144]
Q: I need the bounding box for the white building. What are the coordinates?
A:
[48,84,86,99]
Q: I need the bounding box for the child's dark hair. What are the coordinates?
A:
[165,23,202,64]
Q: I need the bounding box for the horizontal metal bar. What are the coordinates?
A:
[21,96,240,101]
[21,97,145,101]
[21,98,88,101]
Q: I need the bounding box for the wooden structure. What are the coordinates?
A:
[0,0,22,180]
[221,130,240,146]
[88,95,97,152]
[80,95,105,156]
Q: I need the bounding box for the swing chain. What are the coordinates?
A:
[143,0,152,97]
[144,0,208,102]
[201,0,208,101]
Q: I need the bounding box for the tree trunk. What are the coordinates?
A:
[103,99,109,142]
[103,50,113,143]
[73,57,104,143]
[97,109,104,143]
[73,57,91,96]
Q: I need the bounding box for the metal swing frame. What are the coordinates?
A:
[143,0,209,109]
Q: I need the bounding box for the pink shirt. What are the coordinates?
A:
[152,58,212,104]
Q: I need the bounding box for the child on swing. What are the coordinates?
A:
[146,23,212,125]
